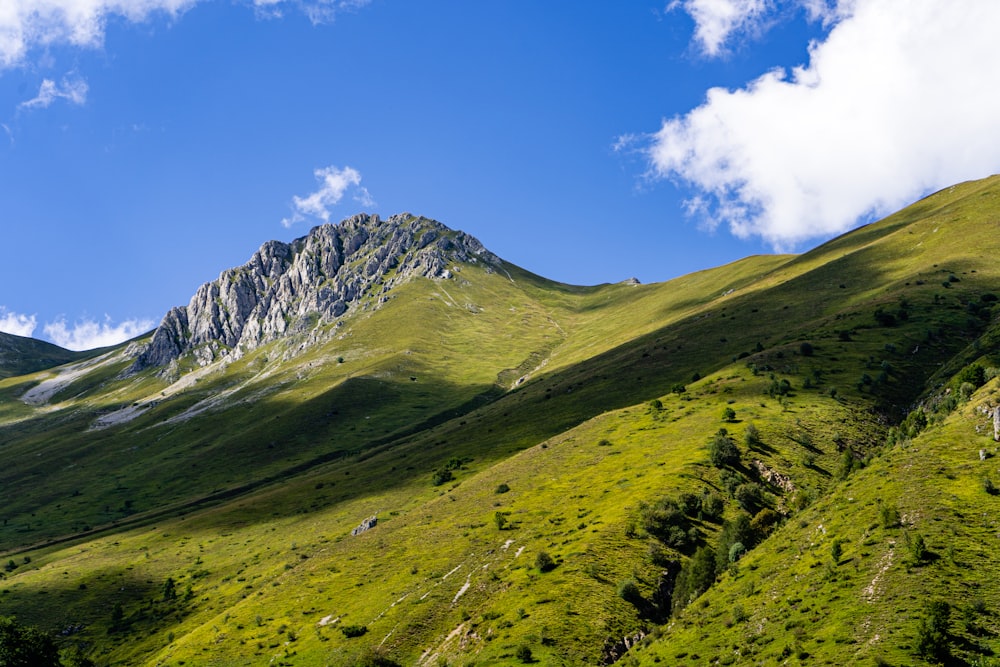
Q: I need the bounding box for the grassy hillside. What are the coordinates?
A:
[2,176,1000,665]
[0,331,90,379]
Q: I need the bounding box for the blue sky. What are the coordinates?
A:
[2,1,999,350]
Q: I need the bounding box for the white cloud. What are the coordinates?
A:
[646,0,1000,248]
[44,316,154,351]
[0,0,198,69]
[670,0,773,56]
[18,72,88,109]
[0,307,37,337]
[0,0,371,69]
[281,165,374,228]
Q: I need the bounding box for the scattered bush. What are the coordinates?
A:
[799,342,814,356]
[515,645,534,663]
[709,432,741,468]
[495,483,510,494]
[0,616,61,666]
[699,492,725,522]
[984,477,998,496]
[910,533,928,563]
[734,483,763,513]
[749,508,780,537]
[535,551,556,573]
[744,423,761,448]
[679,492,701,516]
[916,600,951,662]
[341,624,368,638]
[722,407,736,422]
[831,539,844,563]
[671,546,717,613]
[879,503,901,528]
[432,469,454,486]
[617,579,642,605]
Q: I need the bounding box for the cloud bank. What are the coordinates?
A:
[43,316,154,351]
[281,165,374,228]
[0,307,37,337]
[649,0,1000,248]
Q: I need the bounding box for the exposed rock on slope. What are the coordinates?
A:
[132,213,499,371]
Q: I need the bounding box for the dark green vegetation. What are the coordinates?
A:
[3,176,1000,665]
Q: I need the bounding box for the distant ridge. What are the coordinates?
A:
[0,330,82,379]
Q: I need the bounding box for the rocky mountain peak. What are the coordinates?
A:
[130,213,499,372]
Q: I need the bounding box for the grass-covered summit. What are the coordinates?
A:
[3,176,1000,666]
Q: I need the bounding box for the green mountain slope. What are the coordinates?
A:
[2,176,1000,666]
[0,331,88,379]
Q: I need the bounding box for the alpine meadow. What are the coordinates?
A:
[3,175,1000,666]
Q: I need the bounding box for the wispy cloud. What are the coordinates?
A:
[669,0,772,57]
[0,307,37,337]
[43,316,154,351]
[18,73,88,110]
[254,0,372,24]
[281,165,374,228]
[641,0,1000,248]
[0,0,371,69]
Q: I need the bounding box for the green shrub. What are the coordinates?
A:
[432,469,454,486]
[0,616,61,666]
[700,492,725,522]
[879,503,901,528]
[799,342,814,356]
[535,551,556,572]
[709,432,740,468]
[341,624,368,638]
[617,579,642,604]
[672,546,717,613]
[831,539,843,563]
[722,407,736,422]
[734,483,763,512]
[916,600,950,661]
[910,533,928,563]
[515,645,533,663]
[495,483,510,494]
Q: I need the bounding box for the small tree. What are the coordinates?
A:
[515,644,534,663]
[494,512,509,531]
[0,616,61,667]
[831,539,843,564]
[744,422,761,448]
[709,432,740,468]
[910,533,928,563]
[162,576,177,602]
[432,469,454,486]
[722,406,736,422]
[916,600,950,662]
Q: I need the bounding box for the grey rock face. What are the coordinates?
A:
[131,213,498,372]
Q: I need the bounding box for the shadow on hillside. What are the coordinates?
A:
[4,248,995,549]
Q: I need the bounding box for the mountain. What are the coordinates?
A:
[2,176,1000,666]
[132,213,499,371]
[0,331,85,379]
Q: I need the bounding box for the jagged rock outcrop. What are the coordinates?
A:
[131,213,499,372]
